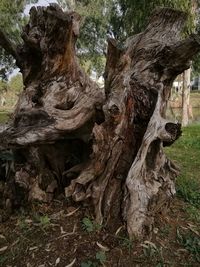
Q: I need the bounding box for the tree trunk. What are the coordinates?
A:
[0,5,200,238]
[182,68,191,127]
[181,0,198,127]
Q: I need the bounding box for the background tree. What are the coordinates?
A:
[1,0,199,80]
[57,0,113,77]
[2,0,198,79]
[56,0,199,78]
[0,0,37,80]
[193,5,200,76]
[110,0,195,39]
[181,0,199,126]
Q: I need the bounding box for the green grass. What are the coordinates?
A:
[176,228,200,263]
[0,112,9,123]
[82,217,102,233]
[190,91,200,108]
[165,124,200,218]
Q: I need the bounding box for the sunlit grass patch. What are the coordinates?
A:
[165,124,200,222]
[0,112,9,123]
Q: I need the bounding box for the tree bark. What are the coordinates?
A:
[181,0,197,127]
[182,68,191,127]
[0,5,200,238]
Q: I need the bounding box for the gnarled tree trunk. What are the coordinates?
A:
[0,5,200,238]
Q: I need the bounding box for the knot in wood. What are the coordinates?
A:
[108,104,119,115]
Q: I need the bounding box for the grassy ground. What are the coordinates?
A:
[190,91,200,108]
[0,125,200,266]
[165,124,200,221]
[0,112,10,123]
[170,90,200,108]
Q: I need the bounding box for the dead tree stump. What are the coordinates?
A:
[0,5,200,237]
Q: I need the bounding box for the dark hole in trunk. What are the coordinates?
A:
[37,139,93,191]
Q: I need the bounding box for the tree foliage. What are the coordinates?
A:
[0,0,36,79]
[110,0,196,40]
[57,0,113,76]
[193,4,200,76]
[0,0,199,78]
[56,0,199,76]
[110,0,199,75]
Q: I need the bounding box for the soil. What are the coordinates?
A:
[0,198,199,267]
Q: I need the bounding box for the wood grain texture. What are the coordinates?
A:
[0,5,200,238]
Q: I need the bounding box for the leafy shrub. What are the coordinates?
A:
[177,229,200,262]
[82,217,102,232]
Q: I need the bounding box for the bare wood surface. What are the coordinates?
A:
[0,5,200,238]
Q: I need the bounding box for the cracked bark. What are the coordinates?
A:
[0,5,200,238]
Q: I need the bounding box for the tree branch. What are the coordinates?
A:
[163,34,200,72]
[173,34,200,61]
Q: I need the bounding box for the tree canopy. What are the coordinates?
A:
[0,0,199,78]
[57,0,199,76]
[111,0,198,41]
[0,0,37,79]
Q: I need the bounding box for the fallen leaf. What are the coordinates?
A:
[187,223,200,236]
[65,207,80,217]
[143,240,157,249]
[29,246,38,251]
[25,219,33,224]
[65,258,76,267]
[0,234,6,240]
[177,248,188,253]
[55,257,60,266]
[0,246,8,252]
[115,226,124,235]
[60,226,66,234]
[96,241,110,251]
[50,210,64,220]
[153,227,158,234]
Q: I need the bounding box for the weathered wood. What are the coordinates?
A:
[0,5,200,238]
